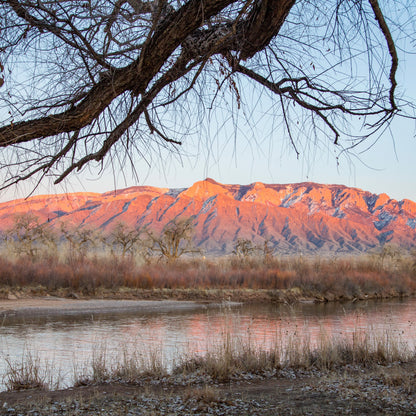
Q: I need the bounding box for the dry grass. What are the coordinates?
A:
[3,351,54,391]
[73,344,168,387]
[3,326,415,391]
[173,327,414,382]
[379,366,416,394]
[0,247,415,301]
[174,330,281,381]
[182,385,219,403]
[307,329,412,369]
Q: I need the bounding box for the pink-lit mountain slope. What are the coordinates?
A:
[1,179,415,255]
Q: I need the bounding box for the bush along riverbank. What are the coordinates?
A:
[1,327,416,415]
[0,250,415,304]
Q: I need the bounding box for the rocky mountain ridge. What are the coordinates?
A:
[1,178,415,254]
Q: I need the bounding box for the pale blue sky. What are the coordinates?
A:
[81,47,416,203]
[2,103,415,204]
[1,9,416,204]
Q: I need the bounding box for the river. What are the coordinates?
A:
[1,298,416,390]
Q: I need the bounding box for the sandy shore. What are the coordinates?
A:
[0,297,238,317]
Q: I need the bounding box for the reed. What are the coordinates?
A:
[0,248,415,300]
[3,325,414,392]
[174,327,413,381]
[3,351,57,391]
[73,343,168,386]
[71,326,414,387]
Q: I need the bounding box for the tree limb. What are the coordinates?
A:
[368,0,398,112]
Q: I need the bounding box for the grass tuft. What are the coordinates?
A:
[3,352,51,391]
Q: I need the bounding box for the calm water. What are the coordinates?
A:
[1,298,416,390]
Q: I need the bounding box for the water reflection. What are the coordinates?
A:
[1,298,415,390]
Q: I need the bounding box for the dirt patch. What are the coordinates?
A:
[1,363,416,415]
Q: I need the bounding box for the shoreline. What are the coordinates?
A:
[0,297,241,318]
[0,287,412,317]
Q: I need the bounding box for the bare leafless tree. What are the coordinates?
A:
[5,213,56,259]
[232,238,257,258]
[0,1,414,188]
[104,222,146,258]
[60,222,100,259]
[149,218,199,261]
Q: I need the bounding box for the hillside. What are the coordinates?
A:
[1,179,415,254]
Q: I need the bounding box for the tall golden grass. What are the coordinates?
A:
[3,351,60,391]
[0,248,415,300]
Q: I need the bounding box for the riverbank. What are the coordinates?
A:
[0,285,413,316]
[1,360,416,415]
[0,297,240,318]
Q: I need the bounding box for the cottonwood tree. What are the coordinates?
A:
[5,213,56,259]
[149,218,199,261]
[104,222,146,258]
[60,222,99,259]
[0,1,414,187]
[232,238,257,258]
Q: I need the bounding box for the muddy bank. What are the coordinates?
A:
[0,297,239,318]
[1,285,409,311]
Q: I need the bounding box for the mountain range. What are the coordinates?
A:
[1,178,415,255]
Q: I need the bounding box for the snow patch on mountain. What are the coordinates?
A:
[243,193,257,202]
[281,190,306,208]
[332,207,346,219]
[377,230,394,244]
[166,188,186,198]
[234,185,252,201]
[101,199,135,228]
[373,211,396,231]
[306,231,325,248]
[200,195,217,214]
[77,204,100,212]
[407,218,416,229]
[365,194,379,213]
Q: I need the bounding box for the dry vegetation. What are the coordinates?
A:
[2,325,414,392]
[1,214,415,302]
[0,249,415,303]
[2,352,53,392]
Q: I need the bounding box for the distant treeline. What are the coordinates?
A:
[0,213,415,302]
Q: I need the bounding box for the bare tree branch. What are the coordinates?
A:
[368,0,398,112]
[0,0,413,187]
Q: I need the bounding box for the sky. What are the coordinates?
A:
[2,98,416,204]
[1,7,416,204]
[3,67,416,205]
[2,108,415,204]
